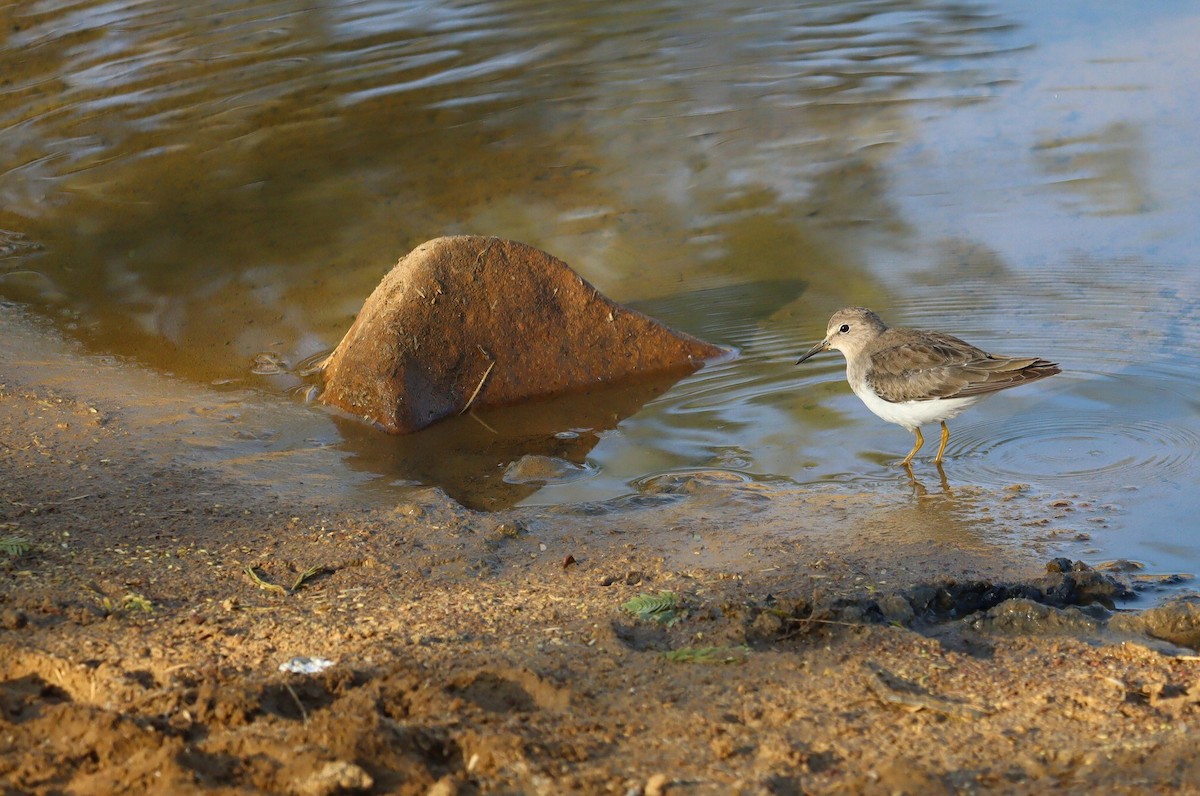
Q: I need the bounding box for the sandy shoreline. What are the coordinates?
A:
[4,306,1200,794]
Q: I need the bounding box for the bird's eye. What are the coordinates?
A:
[838,324,850,334]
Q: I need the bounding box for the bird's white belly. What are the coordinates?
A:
[850,382,982,432]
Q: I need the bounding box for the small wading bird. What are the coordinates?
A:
[796,307,1061,465]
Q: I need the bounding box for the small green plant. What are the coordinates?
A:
[122,592,154,613]
[621,591,683,626]
[95,591,154,616]
[1,536,31,558]
[663,645,751,665]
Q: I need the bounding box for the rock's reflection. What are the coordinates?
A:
[331,372,688,510]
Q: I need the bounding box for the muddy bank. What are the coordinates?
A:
[4,307,1200,795]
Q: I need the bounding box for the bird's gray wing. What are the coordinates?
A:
[866,333,1059,402]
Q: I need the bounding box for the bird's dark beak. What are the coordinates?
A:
[796,338,830,365]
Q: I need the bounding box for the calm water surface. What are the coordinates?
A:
[3,1,1199,581]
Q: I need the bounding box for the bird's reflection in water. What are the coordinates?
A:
[904,462,952,498]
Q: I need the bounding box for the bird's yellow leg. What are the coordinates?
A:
[934,421,950,464]
[900,427,924,465]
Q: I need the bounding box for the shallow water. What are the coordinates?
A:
[2,1,1199,583]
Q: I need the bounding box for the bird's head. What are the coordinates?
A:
[796,307,887,364]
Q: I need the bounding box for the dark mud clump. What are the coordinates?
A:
[734,559,1141,646]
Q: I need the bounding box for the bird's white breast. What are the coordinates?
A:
[849,379,983,432]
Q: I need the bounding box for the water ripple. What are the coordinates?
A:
[949,413,1200,486]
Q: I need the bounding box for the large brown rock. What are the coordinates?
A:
[319,236,726,434]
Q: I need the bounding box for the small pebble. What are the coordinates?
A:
[279,656,335,674]
[426,777,459,796]
[491,522,524,539]
[1096,559,1145,573]
[878,595,915,624]
[1,608,28,630]
[395,503,424,519]
[294,761,373,796]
